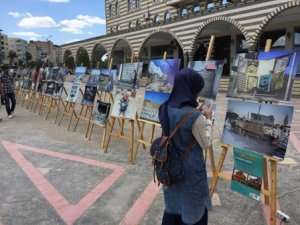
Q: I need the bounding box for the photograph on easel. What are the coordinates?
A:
[227,51,300,101]
[188,60,224,100]
[140,91,169,124]
[221,100,294,159]
[231,147,264,201]
[146,59,181,92]
[53,67,66,97]
[72,66,87,84]
[87,69,101,87]
[82,85,97,106]
[92,100,111,126]
[98,69,117,93]
[118,62,143,89]
[45,81,56,95]
[66,84,80,102]
[111,91,137,120]
[47,67,60,81]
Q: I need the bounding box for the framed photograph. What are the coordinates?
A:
[118,62,143,89]
[188,60,224,100]
[92,100,111,126]
[98,69,117,93]
[45,81,56,95]
[88,69,101,87]
[66,84,80,102]
[221,100,294,159]
[72,67,87,84]
[111,91,137,120]
[146,59,180,93]
[81,85,97,106]
[140,91,170,124]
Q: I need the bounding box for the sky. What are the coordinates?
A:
[0,0,107,45]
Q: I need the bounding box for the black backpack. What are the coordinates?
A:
[150,108,196,186]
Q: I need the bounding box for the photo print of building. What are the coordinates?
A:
[82,85,97,106]
[118,62,143,89]
[111,91,137,120]
[92,100,111,126]
[140,91,170,124]
[221,99,294,159]
[88,69,101,87]
[67,84,80,102]
[228,50,300,101]
[188,60,224,100]
[98,69,117,93]
[146,59,180,93]
[73,67,87,84]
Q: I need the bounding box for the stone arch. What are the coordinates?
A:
[251,0,300,47]
[63,49,75,70]
[91,42,108,68]
[75,46,90,68]
[111,37,134,56]
[137,28,186,57]
[191,16,250,54]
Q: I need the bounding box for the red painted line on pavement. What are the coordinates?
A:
[119,181,162,225]
[1,141,126,225]
[289,131,300,153]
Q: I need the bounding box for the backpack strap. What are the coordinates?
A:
[169,108,196,139]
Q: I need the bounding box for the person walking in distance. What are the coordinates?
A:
[0,65,16,119]
[158,68,213,225]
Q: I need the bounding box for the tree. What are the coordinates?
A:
[25,51,32,62]
[8,50,17,65]
[76,48,90,69]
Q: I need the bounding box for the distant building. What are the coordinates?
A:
[53,45,62,65]
[8,38,28,62]
[29,41,54,64]
[251,113,275,126]
[0,33,9,65]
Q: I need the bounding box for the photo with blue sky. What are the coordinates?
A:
[0,0,106,45]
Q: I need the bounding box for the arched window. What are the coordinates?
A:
[128,0,132,11]
[128,21,132,29]
[136,0,140,8]
[193,5,200,13]
[116,24,120,31]
[136,19,140,27]
[109,3,112,17]
[165,11,172,21]
[154,14,160,23]
[110,27,113,34]
[180,8,188,17]
[115,1,119,16]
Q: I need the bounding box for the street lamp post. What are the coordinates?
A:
[0,29,3,66]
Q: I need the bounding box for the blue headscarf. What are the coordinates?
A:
[158,68,205,135]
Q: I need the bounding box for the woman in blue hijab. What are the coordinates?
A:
[159,68,213,225]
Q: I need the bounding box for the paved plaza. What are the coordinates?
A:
[0,85,300,225]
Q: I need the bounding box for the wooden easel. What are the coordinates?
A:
[209,144,278,225]
[132,51,171,164]
[104,54,144,162]
[57,87,84,130]
[87,58,115,148]
[27,89,39,112]
[73,103,94,137]
[210,39,279,225]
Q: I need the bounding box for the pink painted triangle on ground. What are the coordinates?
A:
[1,141,126,225]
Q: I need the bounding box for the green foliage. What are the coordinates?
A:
[8,50,17,65]
[25,51,32,62]
[76,48,90,69]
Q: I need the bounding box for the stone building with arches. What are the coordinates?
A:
[61,0,300,79]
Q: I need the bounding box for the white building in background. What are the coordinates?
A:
[8,38,28,62]
[0,33,9,64]
[29,41,62,66]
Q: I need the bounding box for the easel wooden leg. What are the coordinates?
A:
[130,120,134,162]
[46,98,53,120]
[263,158,270,205]
[270,160,277,225]
[58,101,67,126]
[210,145,228,196]
[55,99,61,124]
[101,127,107,149]
[104,117,116,152]
[74,105,84,132]
[88,123,94,140]
[132,121,145,164]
